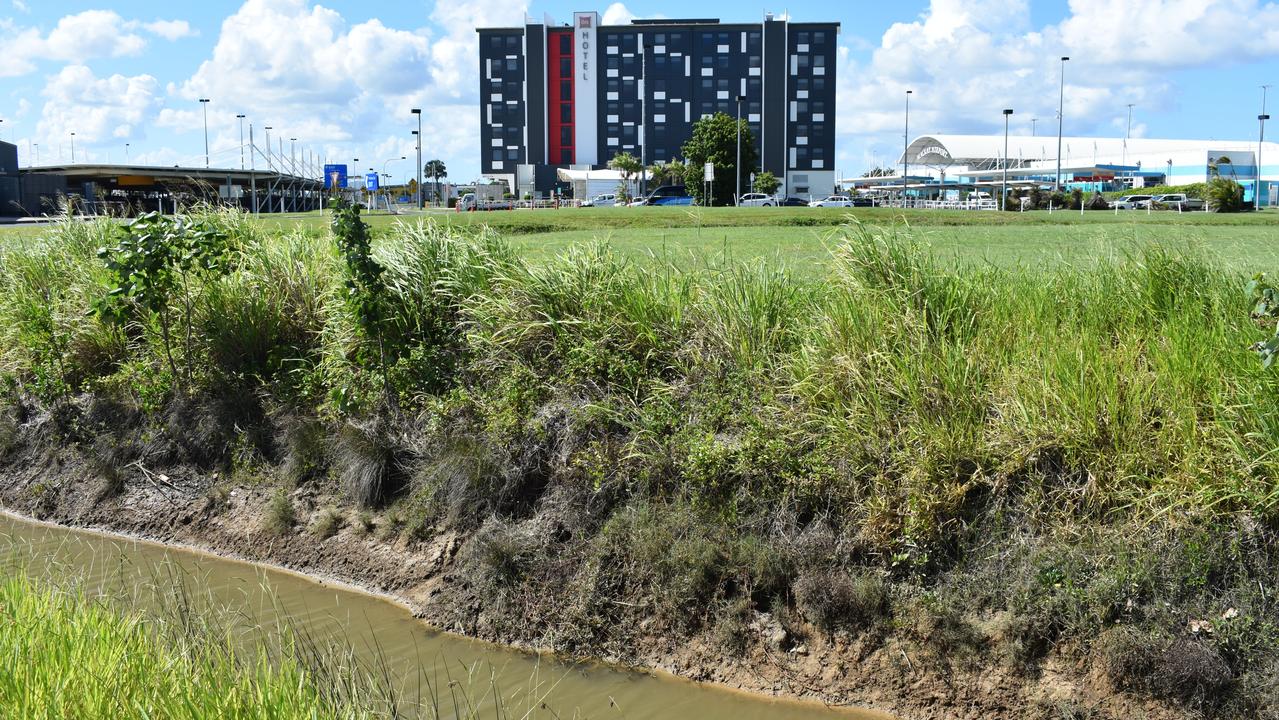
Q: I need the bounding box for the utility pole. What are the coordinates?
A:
[1002,108,1014,211]
[411,108,422,210]
[640,36,648,202]
[237,114,246,169]
[199,98,211,168]
[1055,56,1069,193]
[902,90,912,206]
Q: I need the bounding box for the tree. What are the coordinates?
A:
[424,159,447,205]
[1206,177,1245,213]
[678,112,759,206]
[608,151,642,203]
[862,167,894,178]
[647,161,682,187]
[753,170,780,197]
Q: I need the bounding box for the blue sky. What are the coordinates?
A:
[1,0,1276,183]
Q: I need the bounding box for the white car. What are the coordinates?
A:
[581,193,616,207]
[737,193,777,207]
[1111,194,1154,210]
[808,195,853,208]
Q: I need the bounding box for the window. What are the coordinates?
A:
[561,80,571,98]
[797,31,809,44]
[506,58,518,72]
[507,148,519,160]
[561,149,573,164]
[813,55,825,68]
[560,34,571,53]
[560,104,572,123]
[813,31,826,44]
[813,78,826,92]
[560,127,573,146]
[560,58,571,76]
[655,33,666,43]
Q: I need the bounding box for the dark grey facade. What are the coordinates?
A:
[0,142,19,216]
[477,13,839,198]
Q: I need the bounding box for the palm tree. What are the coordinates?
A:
[608,151,642,202]
[424,159,447,206]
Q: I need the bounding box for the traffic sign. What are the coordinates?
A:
[366,172,379,191]
[324,164,348,189]
[703,162,714,181]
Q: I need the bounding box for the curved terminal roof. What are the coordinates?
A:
[902,134,1274,168]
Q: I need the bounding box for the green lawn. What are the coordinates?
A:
[6,206,1278,275]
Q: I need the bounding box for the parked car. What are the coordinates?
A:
[640,185,694,206]
[1111,194,1154,210]
[737,193,777,207]
[849,196,876,207]
[780,196,810,207]
[581,193,616,207]
[809,195,853,208]
[1152,193,1205,211]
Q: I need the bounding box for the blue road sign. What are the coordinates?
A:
[366,172,379,191]
[324,164,347,189]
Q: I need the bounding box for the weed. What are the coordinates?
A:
[311,506,343,539]
[794,569,889,636]
[263,490,295,535]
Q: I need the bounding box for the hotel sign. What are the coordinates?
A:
[573,11,599,164]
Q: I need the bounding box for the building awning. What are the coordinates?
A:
[555,168,626,182]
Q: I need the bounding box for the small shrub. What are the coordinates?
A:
[1206,178,1245,212]
[1086,192,1109,210]
[1099,627,1233,707]
[311,506,343,539]
[354,511,375,537]
[333,421,402,508]
[277,414,327,487]
[263,490,295,535]
[713,596,754,656]
[794,568,889,635]
[473,520,536,587]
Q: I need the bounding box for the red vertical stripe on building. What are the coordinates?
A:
[547,29,574,165]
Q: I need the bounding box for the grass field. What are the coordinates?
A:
[5,206,1277,274]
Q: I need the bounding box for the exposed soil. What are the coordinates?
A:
[0,424,1190,720]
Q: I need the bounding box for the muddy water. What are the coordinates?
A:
[0,512,891,720]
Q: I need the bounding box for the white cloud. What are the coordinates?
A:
[601,3,636,25]
[1,10,149,77]
[140,19,198,41]
[1058,0,1279,67]
[11,0,28,13]
[37,65,162,148]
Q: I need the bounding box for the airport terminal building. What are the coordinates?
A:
[847,134,1278,206]
[477,11,839,199]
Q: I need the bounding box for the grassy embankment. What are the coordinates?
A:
[1,209,1278,716]
[0,573,371,718]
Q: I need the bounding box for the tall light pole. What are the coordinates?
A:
[902,90,912,206]
[1031,117,1038,137]
[33,144,39,165]
[1259,85,1271,212]
[1002,109,1014,211]
[1055,56,1069,193]
[411,108,422,210]
[125,143,130,163]
[264,126,273,171]
[1123,103,1134,168]
[735,95,744,206]
[640,37,648,202]
[199,98,211,168]
[237,114,246,169]
[70,132,76,163]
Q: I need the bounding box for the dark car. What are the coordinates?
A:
[780,196,809,207]
[849,197,876,207]
[642,185,693,206]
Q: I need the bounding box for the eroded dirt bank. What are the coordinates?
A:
[0,412,1209,720]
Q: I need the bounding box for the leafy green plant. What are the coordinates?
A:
[753,170,780,197]
[607,151,642,203]
[329,198,391,408]
[1206,178,1245,213]
[1247,273,1279,367]
[679,112,759,207]
[93,212,232,390]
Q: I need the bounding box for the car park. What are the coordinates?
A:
[737,193,777,207]
[1111,194,1154,210]
[808,195,853,208]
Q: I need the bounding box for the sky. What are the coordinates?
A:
[1,0,1276,183]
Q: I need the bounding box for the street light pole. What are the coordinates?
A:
[902,90,912,207]
[70,132,76,163]
[1055,56,1069,193]
[264,126,273,171]
[411,108,422,210]
[1031,117,1038,137]
[1002,109,1014,211]
[125,143,130,163]
[1259,85,1271,212]
[237,114,246,169]
[1123,103,1134,168]
[735,95,744,206]
[199,98,211,168]
[640,37,648,202]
